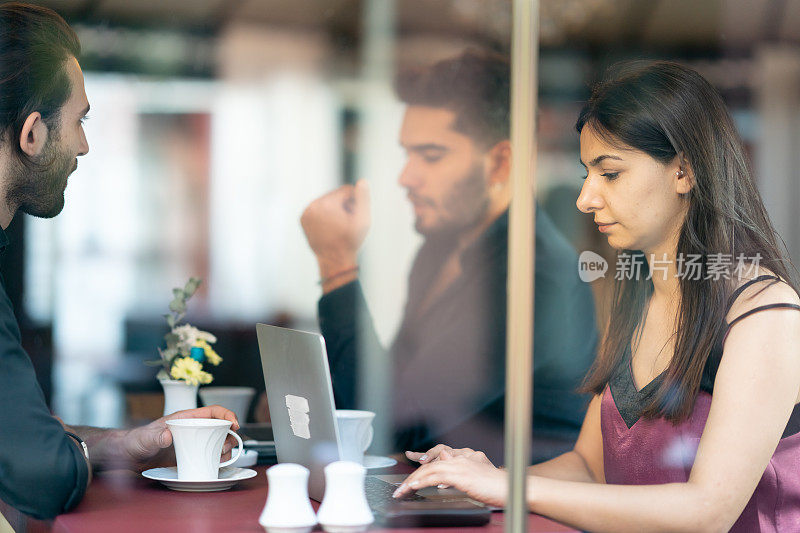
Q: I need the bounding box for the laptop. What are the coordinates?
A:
[256,323,490,527]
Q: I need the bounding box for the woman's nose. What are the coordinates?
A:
[576,177,603,214]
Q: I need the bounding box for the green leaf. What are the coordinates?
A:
[166,314,176,328]
[159,346,178,361]
[169,299,186,314]
[164,333,179,349]
[184,277,201,297]
[172,288,185,300]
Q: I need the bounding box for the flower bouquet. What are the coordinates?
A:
[150,277,222,386]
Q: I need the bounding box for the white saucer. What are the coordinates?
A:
[142,466,257,492]
[363,455,397,470]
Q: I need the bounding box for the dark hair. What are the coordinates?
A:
[0,2,80,162]
[395,49,510,148]
[577,60,800,423]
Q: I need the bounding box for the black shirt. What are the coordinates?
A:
[318,208,598,463]
[0,227,89,519]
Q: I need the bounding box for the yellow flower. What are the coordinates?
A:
[170,357,213,386]
[195,339,222,366]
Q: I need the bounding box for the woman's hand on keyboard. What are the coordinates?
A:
[394,452,507,507]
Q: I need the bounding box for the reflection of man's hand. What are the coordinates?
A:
[301,179,371,292]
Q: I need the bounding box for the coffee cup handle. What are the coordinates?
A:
[362,425,373,452]
[219,430,244,468]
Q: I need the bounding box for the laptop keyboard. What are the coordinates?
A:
[364,476,425,510]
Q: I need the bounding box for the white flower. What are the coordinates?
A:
[172,324,217,350]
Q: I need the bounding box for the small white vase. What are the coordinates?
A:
[160,378,198,416]
[199,386,256,423]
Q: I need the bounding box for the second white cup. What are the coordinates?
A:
[167,418,243,480]
[335,410,374,465]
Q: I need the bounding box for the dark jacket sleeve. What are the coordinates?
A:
[317,280,385,409]
[530,208,598,428]
[0,287,89,519]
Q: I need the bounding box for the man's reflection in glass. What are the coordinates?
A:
[301,51,598,463]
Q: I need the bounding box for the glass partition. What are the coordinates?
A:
[7,1,800,530]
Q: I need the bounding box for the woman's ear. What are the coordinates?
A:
[675,153,694,195]
[19,111,48,158]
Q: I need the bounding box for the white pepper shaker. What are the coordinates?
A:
[316,461,374,532]
[259,464,318,533]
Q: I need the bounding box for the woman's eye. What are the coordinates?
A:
[581,172,618,181]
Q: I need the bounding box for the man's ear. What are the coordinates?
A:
[485,139,511,187]
[19,111,49,158]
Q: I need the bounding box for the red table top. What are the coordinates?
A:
[51,465,576,533]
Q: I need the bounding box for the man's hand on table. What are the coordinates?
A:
[68,405,239,472]
[124,405,240,470]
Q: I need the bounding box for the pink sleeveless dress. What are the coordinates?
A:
[601,274,800,532]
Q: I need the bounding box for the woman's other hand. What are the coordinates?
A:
[405,444,495,466]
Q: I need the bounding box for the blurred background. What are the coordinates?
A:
[5,0,800,430]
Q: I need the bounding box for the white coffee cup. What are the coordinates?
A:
[335,410,374,465]
[167,418,244,481]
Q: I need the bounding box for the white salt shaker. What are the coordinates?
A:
[317,461,374,532]
[259,464,318,533]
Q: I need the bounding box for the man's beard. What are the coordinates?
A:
[415,162,490,240]
[6,137,73,219]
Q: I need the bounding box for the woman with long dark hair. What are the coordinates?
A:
[393,61,800,532]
